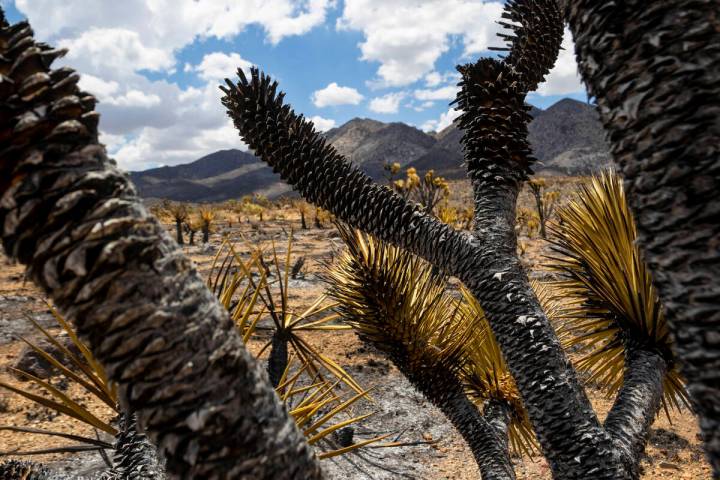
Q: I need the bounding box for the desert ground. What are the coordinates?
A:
[0,177,712,479]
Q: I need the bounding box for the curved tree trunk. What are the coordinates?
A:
[405,365,516,479]
[604,346,667,479]
[565,1,720,474]
[174,219,184,245]
[0,13,322,479]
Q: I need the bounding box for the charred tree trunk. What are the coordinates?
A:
[267,331,289,388]
[110,412,166,479]
[604,345,667,479]
[0,13,322,479]
[484,400,512,461]
[401,364,515,479]
[301,210,307,229]
[565,1,720,473]
[174,218,184,245]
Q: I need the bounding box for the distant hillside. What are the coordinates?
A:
[326,119,436,179]
[130,99,611,201]
[130,149,291,202]
[528,98,612,174]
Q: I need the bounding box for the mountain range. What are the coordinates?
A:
[129,98,612,202]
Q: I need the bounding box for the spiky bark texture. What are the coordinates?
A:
[267,332,289,388]
[484,400,512,459]
[604,346,667,479]
[565,1,720,474]
[454,1,624,477]
[109,413,166,479]
[0,460,54,480]
[0,13,322,480]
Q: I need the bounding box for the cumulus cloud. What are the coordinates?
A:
[104,90,162,108]
[195,52,253,82]
[414,85,458,101]
[338,0,504,87]
[369,92,406,114]
[312,83,364,107]
[535,29,585,96]
[421,107,461,133]
[424,71,443,87]
[309,115,337,132]
[16,0,335,50]
[58,28,175,76]
[78,74,120,101]
[13,0,334,171]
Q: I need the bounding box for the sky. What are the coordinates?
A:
[2,0,589,172]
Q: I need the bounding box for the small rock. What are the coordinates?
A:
[659,462,681,471]
[198,243,217,255]
[11,335,83,381]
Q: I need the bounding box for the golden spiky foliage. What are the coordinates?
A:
[327,224,470,376]
[208,235,359,391]
[546,170,690,413]
[328,225,538,455]
[0,304,117,455]
[199,207,215,222]
[2,235,378,461]
[437,202,459,227]
[206,234,390,458]
[459,287,536,456]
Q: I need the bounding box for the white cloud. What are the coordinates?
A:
[424,71,443,87]
[411,100,437,112]
[78,74,119,101]
[195,52,253,82]
[369,92,406,114]
[338,0,504,87]
[104,90,162,108]
[58,28,175,76]
[16,0,335,50]
[414,85,458,101]
[421,107,461,132]
[312,82,364,107]
[535,29,585,96]
[13,0,336,170]
[309,115,337,132]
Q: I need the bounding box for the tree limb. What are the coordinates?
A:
[0,13,322,479]
[604,345,667,479]
[564,0,720,473]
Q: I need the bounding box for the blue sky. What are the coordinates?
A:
[2,1,588,171]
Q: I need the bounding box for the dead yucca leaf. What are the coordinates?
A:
[209,234,362,397]
[327,224,470,376]
[0,304,117,455]
[459,287,537,457]
[546,169,690,414]
[276,356,387,459]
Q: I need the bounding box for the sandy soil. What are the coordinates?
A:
[0,178,712,479]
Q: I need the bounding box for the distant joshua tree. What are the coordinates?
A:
[527,178,559,239]
[165,201,188,245]
[1,1,718,479]
[198,207,215,243]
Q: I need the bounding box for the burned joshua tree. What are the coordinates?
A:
[220,0,717,478]
[0,0,718,479]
